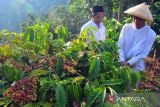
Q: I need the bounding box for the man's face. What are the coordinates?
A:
[133,16,145,28]
[93,12,104,24]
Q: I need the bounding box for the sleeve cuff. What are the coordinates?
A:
[127,60,134,66]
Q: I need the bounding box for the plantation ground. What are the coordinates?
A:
[140,57,160,92]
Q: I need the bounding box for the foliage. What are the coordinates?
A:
[89,57,100,79]
[0,62,23,82]
[55,84,67,107]
[23,21,52,54]
[103,17,122,41]
[150,1,160,35]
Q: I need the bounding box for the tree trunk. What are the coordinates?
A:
[118,0,124,22]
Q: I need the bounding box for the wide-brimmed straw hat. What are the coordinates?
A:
[124,3,153,22]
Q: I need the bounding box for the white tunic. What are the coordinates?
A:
[81,20,106,42]
[118,23,156,72]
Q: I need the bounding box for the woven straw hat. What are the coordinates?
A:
[124,3,153,22]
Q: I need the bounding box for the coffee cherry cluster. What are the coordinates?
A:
[9,60,32,72]
[33,56,56,69]
[63,60,77,74]
[4,77,38,105]
[0,56,6,63]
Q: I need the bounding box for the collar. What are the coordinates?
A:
[90,19,103,28]
[132,23,148,31]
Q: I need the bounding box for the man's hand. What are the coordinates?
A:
[120,61,131,67]
[124,62,130,67]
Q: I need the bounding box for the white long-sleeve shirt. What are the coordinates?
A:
[118,23,156,72]
[81,20,106,42]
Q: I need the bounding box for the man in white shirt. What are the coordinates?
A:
[80,5,106,42]
[118,3,156,72]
